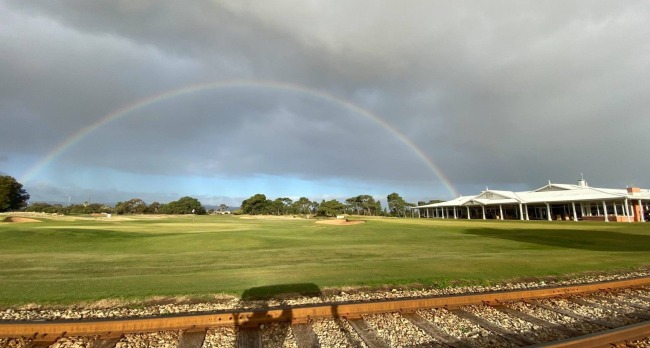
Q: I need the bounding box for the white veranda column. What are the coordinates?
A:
[519,204,524,221]
[466,206,471,220]
[624,198,631,223]
[572,202,577,222]
[482,206,486,220]
[613,203,618,217]
[499,205,503,220]
[453,207,457,219]
[640,200,645,222]
[639,199,645,222]
[602,201,609,222]
[524,204,529,220]
[545,203,552,221]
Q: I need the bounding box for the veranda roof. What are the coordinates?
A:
[415,182,650,209]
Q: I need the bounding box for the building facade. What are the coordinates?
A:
[414,180,650,222]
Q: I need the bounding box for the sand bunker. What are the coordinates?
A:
[316,219,365,226]
[3,216,40,223]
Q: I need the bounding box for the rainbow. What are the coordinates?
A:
[21,80,458,197]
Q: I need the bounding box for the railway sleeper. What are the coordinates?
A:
[449,308,537,347]
[347,318,390,348]
[402,312,475,348]
[237,327,262,348]
[570,297,650,321]
[631,293,650,303]
[491,304,580,338]
[290,323,319,348]
[592,294,650,311]
[524,299,618,329]
[90,337,121,348]
[177,330,207,348]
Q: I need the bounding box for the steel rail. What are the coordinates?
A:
[530,321,650,348]
[0,276,649,339]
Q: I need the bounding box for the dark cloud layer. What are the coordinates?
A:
[2,0,650,204]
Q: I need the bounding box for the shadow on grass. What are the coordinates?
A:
[241,283,322,300]
[463,228,650,251]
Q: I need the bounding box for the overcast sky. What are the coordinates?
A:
[2,1,649,206]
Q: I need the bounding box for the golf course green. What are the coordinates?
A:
[1,214,648,306]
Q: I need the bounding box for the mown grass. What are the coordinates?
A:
[0,214,648,306]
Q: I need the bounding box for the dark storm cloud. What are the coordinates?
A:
[2,0,650,199]
[56,92,425,182]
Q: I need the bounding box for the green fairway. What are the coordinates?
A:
[0,214,649,306]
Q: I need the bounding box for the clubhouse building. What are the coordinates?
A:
[414,179,650,222]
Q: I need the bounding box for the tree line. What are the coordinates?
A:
[1,174,441,217]
[22,196,207,215]
[239,192,434,217]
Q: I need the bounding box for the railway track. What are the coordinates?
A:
[1,277,649,348]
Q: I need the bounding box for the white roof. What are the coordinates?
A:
[415,182,650,209]
[417,195,473,208]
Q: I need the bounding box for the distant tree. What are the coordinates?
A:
[310,201,320,214]
[387,192,407,217]
[373,200,383,216]
[114,198,148,215]
[161,196,206,215]
[358,195,378,215]
[87,203,106,214]
[147,201,161,214]
[114,201,127,215]
[241,194,272,214]
[316,199,344,217]
[0,175,30,212]
[130,199,148,214]
[25,202,50,213]
[25,202,66,214]
[405,202,416,218]
[345,195,379,215]
[416,200,443,207]
[345,197,361,215]
[272,197,293,215]
[218,203,228,212]
[68,204,88,214]
[292,197,312,214]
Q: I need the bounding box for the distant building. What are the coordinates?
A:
[414,179,650,222]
